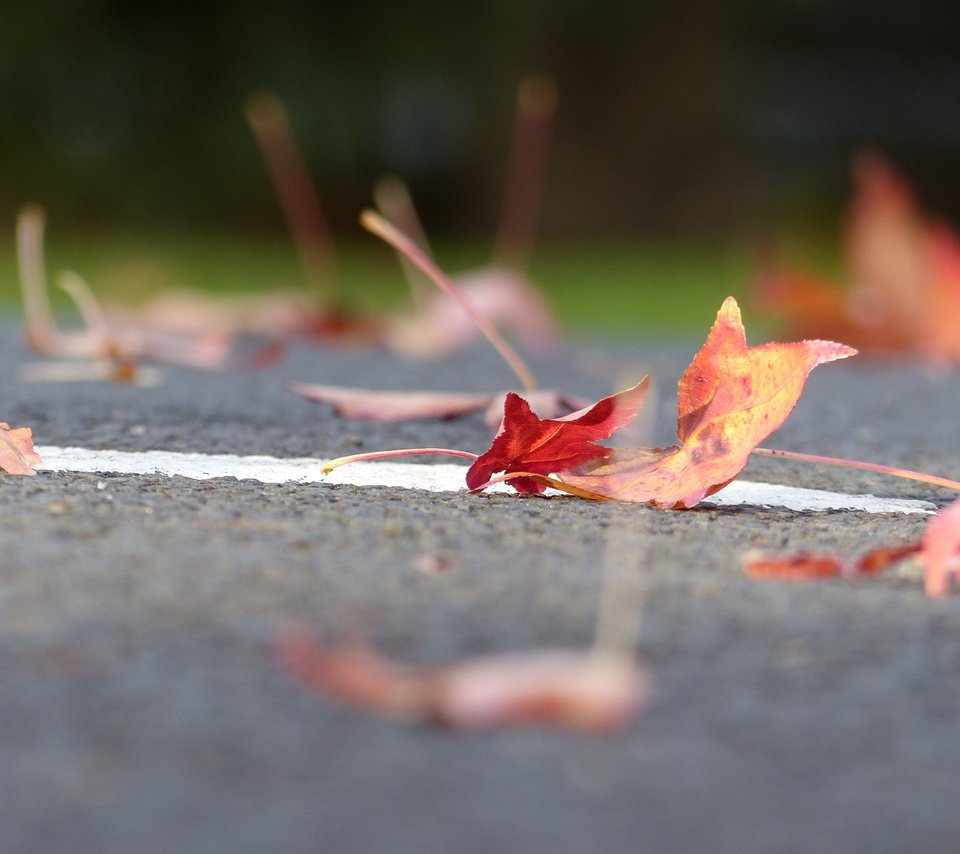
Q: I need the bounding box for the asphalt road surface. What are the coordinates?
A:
[1,320,959,853]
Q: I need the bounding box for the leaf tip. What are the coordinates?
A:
[806,339,858,366]
[718,295,742,321]
[359,208,382,233]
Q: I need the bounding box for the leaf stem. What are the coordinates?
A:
[322,447,478,475]
[468,470,611,500]
[753,447,960,493]
[245,91,338,298]
[492,74,557,272]
[360,210,540,393]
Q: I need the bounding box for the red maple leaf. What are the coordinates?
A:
[465,378,650,494]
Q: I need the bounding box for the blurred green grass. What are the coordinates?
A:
[0,230,818,339]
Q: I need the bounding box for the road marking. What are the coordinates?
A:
[36,445,936,515]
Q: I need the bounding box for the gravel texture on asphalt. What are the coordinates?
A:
[1,321,959,853]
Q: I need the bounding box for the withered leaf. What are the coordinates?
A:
[288,381,590,427]
[559,297,855,507]
[276,626,647,735]
[0,423,42,475]
[743,544,920,582]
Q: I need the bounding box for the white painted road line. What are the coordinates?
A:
[35,446,937,515]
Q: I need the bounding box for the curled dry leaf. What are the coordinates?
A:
[276,625,647,734]
[0,423,42,475]
[287,381,491,422]
[288,380,591,427]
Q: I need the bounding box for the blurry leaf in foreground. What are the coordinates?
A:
[276,625,647,735]
[921,498,960,597]
[0,423,42,475]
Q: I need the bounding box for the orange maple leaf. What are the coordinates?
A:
[0,423,42,476]
[556,297,856,507]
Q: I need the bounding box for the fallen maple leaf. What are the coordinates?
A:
[287,380,591,427]
[470,297,855,507]
[275,625,647,734]
[0,423,42,475]
[559,298,855,507]
[756,151,960,360]
[465,378,650,494]
[286,382,492,422]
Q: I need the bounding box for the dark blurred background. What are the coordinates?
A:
[3,0,960,240]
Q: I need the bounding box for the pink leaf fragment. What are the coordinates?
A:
[921,498,960,597]
[276,626,648,735]
[0,423,42,475]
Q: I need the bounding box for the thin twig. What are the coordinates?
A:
[321,447,479,475]
[492,74,557,272]
[372,176,434,312]
[57,271,110,335]
[16,205,54,348]
[753,447,960,493]
[360,210,540,391]
[245,91,338,297]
